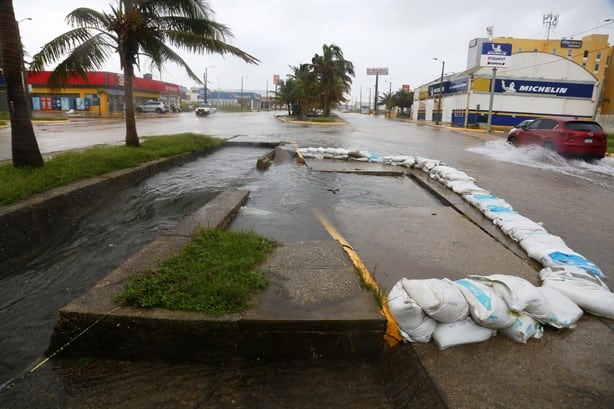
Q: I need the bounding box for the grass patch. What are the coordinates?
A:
[310,116,335,123]
[608,134,614,154]
[0,133,221,206]
[115,229,278,315]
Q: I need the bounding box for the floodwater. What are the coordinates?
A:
[1,112,613,407]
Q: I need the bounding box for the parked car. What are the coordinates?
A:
[195,103,216,116]
[136,100,169,114]
[506,117,607,160]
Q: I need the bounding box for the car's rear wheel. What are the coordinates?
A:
[507,136,518,146]
[156,108,162,114]
[543,140,555,151]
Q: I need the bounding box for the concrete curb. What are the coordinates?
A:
[46,187,386,362]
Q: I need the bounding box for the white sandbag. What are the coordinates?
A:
[415,157,440,171]
[518,234,577,263]
[387,281,436,342]
[540,251,604,278]
[536,286,583,329]
[501,313,544,343]
[402,278,469,323]
[432,317,495,349]
[469,274,550,320]
[540,266,614,319]
[383,155,412,163]
[463,193,498,207]
[455,278,516,329]
[430,165,475,182]
[495,214,548,242]
[445,180,487,195]
[401,157,416,168]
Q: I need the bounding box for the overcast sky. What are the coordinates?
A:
[12,0,614,103]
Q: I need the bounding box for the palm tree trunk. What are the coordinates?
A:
[123,65,140,147]
[0,1,43,167]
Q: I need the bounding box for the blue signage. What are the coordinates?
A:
[561,39,582,49]
[495,79,594,99]
[428,77,469,97]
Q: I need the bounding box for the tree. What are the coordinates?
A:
[0,1,44,167]
[31,0,259,147]
[310,44,354,117]
[378,91,394,116]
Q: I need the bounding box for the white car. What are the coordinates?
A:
[195,103,217,116]
[136,101,169,114]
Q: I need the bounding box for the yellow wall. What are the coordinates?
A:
[493,34,612,83]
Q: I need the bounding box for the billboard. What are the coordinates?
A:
[367,67,389,75]
[480,42,512,67]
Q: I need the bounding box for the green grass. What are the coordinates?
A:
[0,133,221,206]
[310,116,335,123]
[115,229,278,315]
[608,134,614,154]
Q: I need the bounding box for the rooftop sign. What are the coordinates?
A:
[480,42,512,67]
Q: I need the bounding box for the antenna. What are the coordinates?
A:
[543,13,559,40]
[486,26,494,41]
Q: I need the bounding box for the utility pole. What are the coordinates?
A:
[433,58,445,125]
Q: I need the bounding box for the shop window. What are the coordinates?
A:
[567,50,573,58]
[582,62,587,69]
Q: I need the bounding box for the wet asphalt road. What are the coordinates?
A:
[1,111,613,407]
[3,110,610,278]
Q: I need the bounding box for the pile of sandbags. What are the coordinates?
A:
[388,272,613,349]
[296,147,613,339]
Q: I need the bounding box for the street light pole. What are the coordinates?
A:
[240,76,247,111]
[433,58,445,125]
[203,66,214,104]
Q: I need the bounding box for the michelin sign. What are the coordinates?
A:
[480,42,512,67]
[496,78,594,99]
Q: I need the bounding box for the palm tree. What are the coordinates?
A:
[378,91,394,116]
[31,0,259,147]
[310,44,354,117]
[0,1,44,167]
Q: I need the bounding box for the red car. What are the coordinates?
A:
[507,117,607,160]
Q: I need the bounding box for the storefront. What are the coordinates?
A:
[24,71,181,117]
[413,52,599,129]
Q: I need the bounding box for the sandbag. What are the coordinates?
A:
[402,278,469,323]
[536,286,583,329]
[518,234,577,264]
[501,312,543,343]
[541,252,604,278]
[455,278,516,329]
[494,213,547,242]
[540,266,614,319]
[387,280,436,342]
[432,317,495,350]
[469,274,550,320]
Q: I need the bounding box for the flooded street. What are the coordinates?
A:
[1,112,613,407]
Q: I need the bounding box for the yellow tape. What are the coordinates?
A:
[312,209,402,346]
